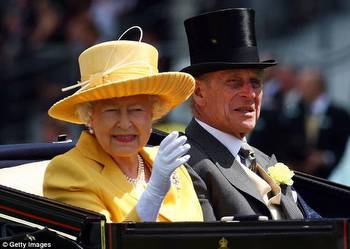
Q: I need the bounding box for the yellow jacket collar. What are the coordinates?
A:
[75,131,180,221]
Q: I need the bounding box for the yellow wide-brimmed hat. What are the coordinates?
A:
[48,40,195,124]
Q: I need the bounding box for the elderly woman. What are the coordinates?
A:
[43,39,203,222]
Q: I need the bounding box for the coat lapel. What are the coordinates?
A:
[100,146,181,221]
[100,151,141,201]
[76,132,142,203]
[76,132,185,221]
[280,186,304,219]
[187,120,304,219]
[186,119,266,205]
[254,150,304,219]
[254,151,277,171]
[217,160,266,205]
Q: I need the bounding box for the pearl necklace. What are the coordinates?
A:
[125,154,146,185]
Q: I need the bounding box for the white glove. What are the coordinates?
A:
[136,131,191,221]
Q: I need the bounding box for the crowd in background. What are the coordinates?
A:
[0,0,171,144]
[1,0,350,181]
[248,65,350,179]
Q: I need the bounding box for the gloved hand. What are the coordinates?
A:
[136,131,191,221]
[148,131,191,196]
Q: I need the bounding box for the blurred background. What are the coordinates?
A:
[1,0,350,181]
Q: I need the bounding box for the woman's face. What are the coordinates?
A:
[90,95,153,158]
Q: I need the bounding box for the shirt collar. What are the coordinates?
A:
[195,118,243,157]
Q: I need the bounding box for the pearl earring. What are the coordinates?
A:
[88,126,94,134]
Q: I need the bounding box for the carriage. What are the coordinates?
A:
[0,131,350,249]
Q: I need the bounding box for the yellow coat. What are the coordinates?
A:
[43,131,203,223]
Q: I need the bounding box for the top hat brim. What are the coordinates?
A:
[181,60,277,77]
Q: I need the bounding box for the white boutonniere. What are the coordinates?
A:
[267,163,294,186]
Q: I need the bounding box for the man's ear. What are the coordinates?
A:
[192,79,207,107]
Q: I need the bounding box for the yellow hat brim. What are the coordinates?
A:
[48,72,194,124]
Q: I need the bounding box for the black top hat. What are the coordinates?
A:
[181,8,277,76]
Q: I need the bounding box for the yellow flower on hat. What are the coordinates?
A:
[267,163,294,186]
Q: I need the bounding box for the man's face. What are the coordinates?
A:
[194,69,264,139]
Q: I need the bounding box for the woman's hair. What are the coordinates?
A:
[75,95,169,125]
[76,102,94,125]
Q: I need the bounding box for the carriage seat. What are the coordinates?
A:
[0,137,74,197]
[0,160,50,196]
[0,130,167,197]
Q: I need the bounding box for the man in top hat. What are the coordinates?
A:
[181,8,320,221]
